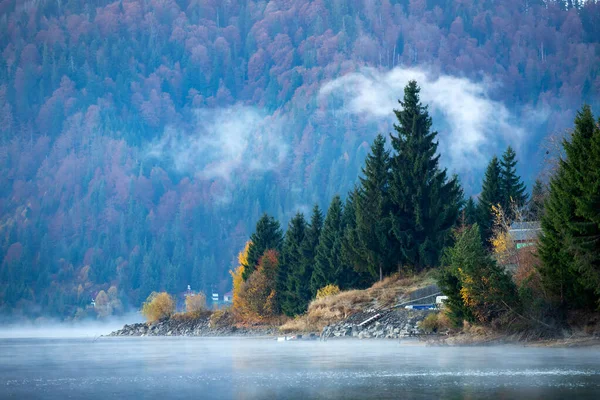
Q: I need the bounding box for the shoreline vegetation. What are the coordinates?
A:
[110,81,600,348]
[109,270,600,347]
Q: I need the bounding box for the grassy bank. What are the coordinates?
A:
[280,271,436,333]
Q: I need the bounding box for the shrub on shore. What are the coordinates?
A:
[141,292,175,323]
[316,284,340,299]
[185,293,207,314]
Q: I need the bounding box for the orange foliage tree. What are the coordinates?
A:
[231,245,280,324]
[242,249,280,320]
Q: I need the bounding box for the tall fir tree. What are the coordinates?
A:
[570,108,600,302]
[477,156,502,244]
[499,146,528,219]
[338,192,363,289]
[388,81,462,271]
[279,212,307,317]
[528,179,546,220]
[539,105,599,309]
[243,213,283,280]
[297,204,324,307]
[353,134,397,281]
[311,195,345,294]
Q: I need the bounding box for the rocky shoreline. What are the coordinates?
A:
[321,309,435,339]
[108,308,436,339]
[108,315,277,337]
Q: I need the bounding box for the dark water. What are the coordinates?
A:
[1,337,599,399]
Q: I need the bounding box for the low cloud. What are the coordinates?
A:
[147,105,288,180]
[320,66,546,173]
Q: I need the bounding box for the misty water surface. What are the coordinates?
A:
[1,337,599,399]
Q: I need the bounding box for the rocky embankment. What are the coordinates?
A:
[108,315,276,337]
[321,309,435,339]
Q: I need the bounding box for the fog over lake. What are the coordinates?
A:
[1,335,599,399]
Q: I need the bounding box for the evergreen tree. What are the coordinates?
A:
[463,197,477,226]
[477,156,502,244]
[500,146,528,219]
[297,204,324,306]
[311,196,344,294]
[353,134,396,281]
[279,212,307,317]
[338,192,363,289]
[438,224,520,326]
[539,106,599,309]
[388,81,462,271]
[570,109,600,303]
[528,179,546,220]
[243,213,283,280]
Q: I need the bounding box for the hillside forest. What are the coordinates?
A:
[0,0,599,319]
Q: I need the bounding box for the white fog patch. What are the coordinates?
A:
[0,313,143,339]
[319,66,546,173]
[147,105,288,180]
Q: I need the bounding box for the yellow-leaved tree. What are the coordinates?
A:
[141,292,175,323]
[231,241,251,321]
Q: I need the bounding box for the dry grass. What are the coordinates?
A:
[418,311,453,333]
[280,270,437,333]
[280,315,313,333]
[209,308,234,328]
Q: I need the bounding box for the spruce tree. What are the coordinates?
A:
[570,109,600,302]
[477,156,502,244]
[338,192,363,289]
[500,146,528,219]
[528,179,546,220]
[438,224,520,326]
[340,188,366,284]
[243,213,283,280]
[353,134,397,281]
[539,106,599,308]
[463,197,477,226]
[311,196,344,294]
[298,204,324,305]
[279,212,307,317]
[388,81,462,271]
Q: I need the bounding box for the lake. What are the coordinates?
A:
[1,336,599,399]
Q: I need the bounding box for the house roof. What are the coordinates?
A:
[509,221,541,242]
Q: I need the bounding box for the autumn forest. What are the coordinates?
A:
[0,0,599,319]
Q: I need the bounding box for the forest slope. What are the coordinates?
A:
[0,0,599,318]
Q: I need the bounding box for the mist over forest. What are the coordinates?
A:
[0,0,598,319]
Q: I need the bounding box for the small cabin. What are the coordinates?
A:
[508,221,541,249]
